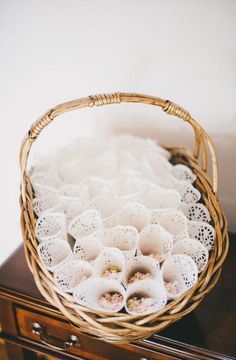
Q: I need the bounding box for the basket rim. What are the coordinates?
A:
[20,145,229,343]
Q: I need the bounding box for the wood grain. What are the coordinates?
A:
[0,237,235,359]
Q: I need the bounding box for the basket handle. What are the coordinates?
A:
[20,92,218,203]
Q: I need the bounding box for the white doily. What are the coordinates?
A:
[125,279,167,315]
[124,255,160,287]
[187,221,215,250]
[88,195,119,219]
[117,202,151,231]
[58,184,89,201]
[87,177,115,198]
[88,150,118,178]
[31,135,214,314]
[101,225,138,260]
[35,212,67,242]
[33,183,57,198]
[143,188,181,210]
[172,164,196,183]
[58,184,89,219]
[73,278,126,313]
[172,238,209,272]
[175,182,201,204]
[31,170,61,188]
[53,260,93,292]
[150,209,173,225]
[182,203,211,222]
[139,224,173,262]
[159,211,188,242]
[161,254,198,299]
[38,239,73,271]
[68,209,103,240]
[33,195,63,217]
[73,236,103,262]
[145,151,173,179]
[93,247,125,283]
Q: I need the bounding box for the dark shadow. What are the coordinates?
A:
[156,311,207,348]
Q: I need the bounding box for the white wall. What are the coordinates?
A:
[0,0,235,264]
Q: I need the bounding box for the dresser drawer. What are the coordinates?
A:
[15,306,171,360]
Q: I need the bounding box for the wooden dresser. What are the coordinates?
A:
[0,234,236,360]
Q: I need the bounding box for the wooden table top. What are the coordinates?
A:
[0,234,236,359]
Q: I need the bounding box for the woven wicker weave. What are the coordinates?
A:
[19,92,228,343]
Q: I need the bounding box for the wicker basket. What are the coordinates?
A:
[19,92,229,344]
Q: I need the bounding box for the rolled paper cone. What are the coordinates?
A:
[73,236,103,262]
[103,211,118,229]
[159,211,188,242]
[182,203,211,223]
[56,144,81,165]
[58,161,77,179]
[119,169,141,178]
[58,160,88,181]
[175,181,201,204]
[126,135,169,161]
[136,136,159,155]
[64,200,85,224]
[114,177,145,204]
[101,225,138,260]
[150,209,173,225]
[172,164,196,183]
[143,188,181,209]
[53,260,93,292]
[129,140,151,158]
[172,238,209,273]
[140,157,156,179]
[88,177,115,197]
[187,221,215,250]
[139,178,163,193]
[62,172,86,186]
[38,238,73,272]
[161,189,181,209]
[68,209,103,241]
[125,279,167,315]
[146,139,171,159]
[161,254,198,299]
[103,212,118,228]
[156,173,179,189]
[145,151,173,178]
[132,177,163,193]
[117,202,151,231]
[58,184,89,201]
[33,195,64,217]
[35,212,67,242]
[119,151,143,173]
[139,224,173,263]
[33,183,57,198]
[112,176,144,199]
[161,260,187,300]
[93,247,125,282]
[124,255,160,287]
[58,184,89,218]
[56,138,104,166]
[88,195,118,219]
[73,278,125,313]
[115,193,142,208]
[31,171,61,188]
[88,150,118,178]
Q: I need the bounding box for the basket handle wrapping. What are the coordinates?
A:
[20,92,218,204]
